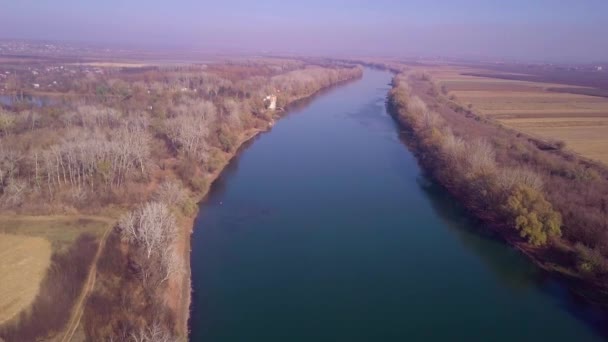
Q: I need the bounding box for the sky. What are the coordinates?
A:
[1,0,607,62]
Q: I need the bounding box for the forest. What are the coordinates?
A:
[0,58,362,341]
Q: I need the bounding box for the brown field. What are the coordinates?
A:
[0,234,51,325]
[0,215,110,251]
[0,216,110,326]
[71,62,149,68]
[425,66,608,164]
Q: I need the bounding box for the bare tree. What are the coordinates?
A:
[154,180,188,208]
[0,110,16,136]
[0,147,21,187]
[130,321,175,342]
[421,110,443,130]
[166,113,211,161]
[497,167,543,192]
[465,139,497,177]
[39,126,151,190]
[159,244,184,285]
[222,99,243,129]
[71,105,122,129]
[118,201,177,259]
[441,130,466,168]
[4,178,27,205]
[407,96,428,119]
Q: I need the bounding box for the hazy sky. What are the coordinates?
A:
[1,0,607,62]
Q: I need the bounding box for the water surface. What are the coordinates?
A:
[190,69,605,341]
[0,94,58,107]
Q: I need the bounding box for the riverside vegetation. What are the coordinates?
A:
[388,69,608,307]
[0,57,362,341]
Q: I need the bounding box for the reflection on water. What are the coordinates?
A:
[411,124,608,338]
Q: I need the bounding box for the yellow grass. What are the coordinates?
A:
[0,215,111,252]
[501,118,608,164]
[452,91,608,114]
[0,215,113,325]
[0,234,52,325]
[424,66,608,165]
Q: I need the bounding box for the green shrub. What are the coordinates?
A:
[218,126,238,152]
[189,176,208,193]
[575,243,608,275]
[578,261,594,274]
[505,185,562,246]
[181,197,198,215]
[206,150,225,173]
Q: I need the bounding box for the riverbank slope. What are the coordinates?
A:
[78,65,363,341]
[387,70,608,316]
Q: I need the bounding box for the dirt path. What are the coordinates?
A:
[59,225,112,342]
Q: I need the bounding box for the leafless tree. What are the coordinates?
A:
[4,178,27,205]
[159,244,184,286]
[0,147,21,187]
[465,139,497,177]
[441,130,466,167]
[69,105,122,129]
[497,167,543,192]
[130,321,175,342]
[421,110,443,130]
[0,110,16,136]
[38,126,151,190]
[154,180,188,208]
[222,99,243,130]
[164,100,217,159]
[118,201,177,259]
[407,96,428,119]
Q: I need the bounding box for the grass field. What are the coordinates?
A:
[426,66,608,164]
[0,215,111,252]
[0,234,51,325]
[0,215,111,326]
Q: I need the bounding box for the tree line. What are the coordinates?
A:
[0,60,362,341]
[389,70,608,305]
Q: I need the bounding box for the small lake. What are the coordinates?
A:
[0,94,59,107]
[189,69,606,341]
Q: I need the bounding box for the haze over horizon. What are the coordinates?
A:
[1,0,607,63]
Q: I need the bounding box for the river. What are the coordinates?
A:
[0,94,59,107]
[189,69,605,341]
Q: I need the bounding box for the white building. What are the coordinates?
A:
[264,95,277,110]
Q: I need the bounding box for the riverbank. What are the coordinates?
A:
[176,72,363,338]
[174,126,265,336]
[387,71,608,319]
[0,60,365,341]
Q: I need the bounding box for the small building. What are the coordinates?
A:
[32,83,40,89]
[597,66,604,72]
[264,95,277,111]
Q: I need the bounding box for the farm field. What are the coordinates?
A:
[0,216,111,326]
[426,66,608,164]
[0,234,51,325]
